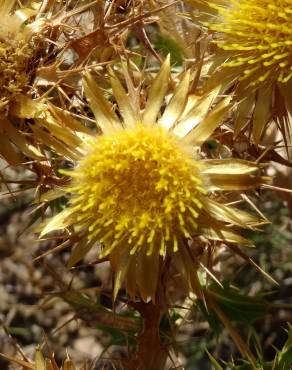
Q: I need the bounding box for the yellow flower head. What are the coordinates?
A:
[188,0,292,143]
[69,123,206,258]
[207,0,292,86]
[41,57,267,301]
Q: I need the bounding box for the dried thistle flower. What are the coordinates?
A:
[0,0,90,165]
[0,1,45,165]
[189,0,292,143]
[0,2,34,114]
[41,57,268,302]
[0,39,32,113]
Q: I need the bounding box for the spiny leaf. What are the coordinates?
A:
[207,284,269,324]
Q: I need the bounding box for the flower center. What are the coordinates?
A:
[70,124,206,256]
[209,0,292,85]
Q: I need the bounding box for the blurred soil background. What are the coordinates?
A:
[0,161,110,368]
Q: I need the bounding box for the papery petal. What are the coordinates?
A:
[159,70,190,130]
[110,70,138,128]
[185,95,232,144]
[142,55,170,124]
[83,73,119,134]
[173,86,221,138]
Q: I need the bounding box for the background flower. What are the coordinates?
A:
[188,0,292,144]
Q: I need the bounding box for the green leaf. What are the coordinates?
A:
[208,284,269,324]
[154,33,183,65]
[206,350,224,370]
[197,299,222,335]
[277,325,292,370]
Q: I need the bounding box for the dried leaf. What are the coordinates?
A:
[203,159,261,175]
[36,188,67,203]
[177,244,204,298]
[45,359,54,370]
[0,0,16,14]
[9,95,47,119]
[48,104,93,135]
[1,117,44,160]
[31,124,79,160]
[35,64,59,86]
[0,353,34,370]
[203,159,265,190]
[112,249,133,301]
[173,86,221,137]
[0,135,22,165]
[39,118,82,149]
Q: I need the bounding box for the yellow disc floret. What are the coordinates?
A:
[208,0,292,85]
[68,124,206,258]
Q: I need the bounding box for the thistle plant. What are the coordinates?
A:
[40,58,268,306]
[34,58,275,369]
[0,2,291,370]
